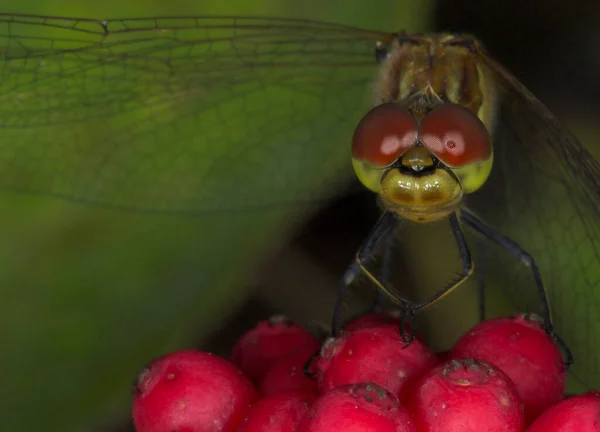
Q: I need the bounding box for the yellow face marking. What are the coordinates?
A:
[380,167,463,223]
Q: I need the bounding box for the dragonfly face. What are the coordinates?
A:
[352,35,495,223]
[0,14,598,392]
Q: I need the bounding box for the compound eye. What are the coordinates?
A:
[420,104,492,167]
[352,103,418,167]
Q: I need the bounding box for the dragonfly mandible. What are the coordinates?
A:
[0,14,598,391]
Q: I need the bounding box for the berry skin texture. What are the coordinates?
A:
[232,316,320,384]
[343,311,403,332]
[527,391,600,431]
[132,350,257,432]
[449,314,566,423]
[314,324,438,401]
[238,390,316,432]
[296,383,417,432]
[407,358,525,432]
[259,347,319,396]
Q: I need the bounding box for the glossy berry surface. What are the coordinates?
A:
[527,391,600,431]
[132,350,257,432]
[450,314,566,423]
[259,346,319,396]
[296,383,416,432]
[238,390,316,432]
[407,358,525,432]
[231,316,320,384]
[314,324,437,401]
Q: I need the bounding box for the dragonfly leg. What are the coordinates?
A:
[398,305,417,344]
[383,212,475,343]
[331,211,397,337]
[460,208,573,368]
[303,349,320,380]
[353,212,474,345]
[405,212,475,312]
[387,213,474,344]
[372,231,396,312]
[372,289,387,313]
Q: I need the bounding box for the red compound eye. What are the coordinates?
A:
[352,103,418,167]
[420,104,491,167]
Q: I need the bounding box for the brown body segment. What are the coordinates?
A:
[374,34,488,120]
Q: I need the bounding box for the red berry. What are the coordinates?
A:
[314,324,438,401]
[238,390,316,432]
[132,350,257,432]
[260,347,319,396]
[449,314,566,423]
[407,358,525,432]
[527,391,600,431]
[343,311,403,332]
[232,316,320,384]
[296,383,416,432]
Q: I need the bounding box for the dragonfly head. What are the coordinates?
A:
[352,103,494,223]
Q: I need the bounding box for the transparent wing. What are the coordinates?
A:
[464,50,600,390]
[0,14,386,213]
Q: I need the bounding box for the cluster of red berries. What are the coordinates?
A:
[132,312,599,431]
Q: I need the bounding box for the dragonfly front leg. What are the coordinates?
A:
[394,212,475,343]
[460,208,573,368]
[333,211,475,345]
[331,211,397,337]
[373,232,397,313]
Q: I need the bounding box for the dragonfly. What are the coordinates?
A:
[0,14,598,391]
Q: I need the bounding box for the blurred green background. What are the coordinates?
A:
[0,1,431,431]
[0,1,598,431]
